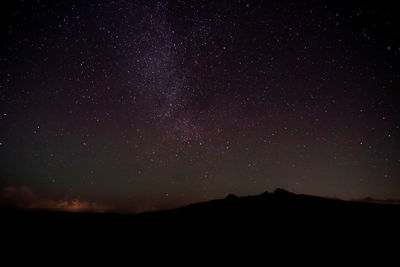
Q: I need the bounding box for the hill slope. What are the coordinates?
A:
[3,189,400,244]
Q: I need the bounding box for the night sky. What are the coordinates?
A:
[1,0,399,212]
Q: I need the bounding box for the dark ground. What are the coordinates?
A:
[3,192,399,265]
[3,189,400,246]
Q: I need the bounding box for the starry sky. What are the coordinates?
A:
[1,0,399,212]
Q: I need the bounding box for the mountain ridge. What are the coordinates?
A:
[3,188,400,245]
[2,187,399,216]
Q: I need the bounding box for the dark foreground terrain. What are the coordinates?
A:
[3,189,400,251]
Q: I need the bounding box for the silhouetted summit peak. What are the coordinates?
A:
[225,194,238,200]
[273,188,293,196]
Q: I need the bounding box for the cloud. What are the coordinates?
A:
[352,196,400,205]
[0,186,108,212]
[1,186,38,208]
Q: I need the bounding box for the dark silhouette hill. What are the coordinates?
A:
[3,188,400,249]
[135,188,400,226]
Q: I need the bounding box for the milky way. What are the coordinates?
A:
[1,0,399,212]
